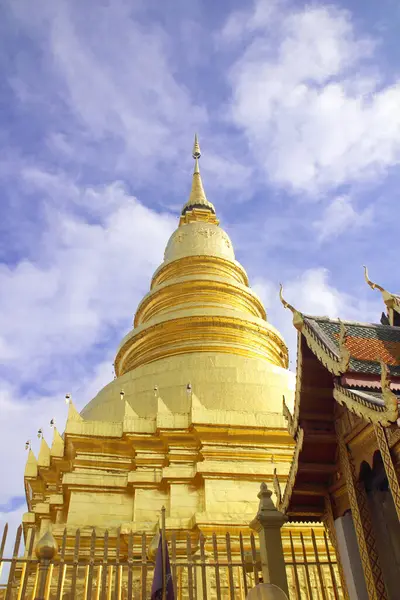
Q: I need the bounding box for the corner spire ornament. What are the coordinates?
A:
[179,134,217,225]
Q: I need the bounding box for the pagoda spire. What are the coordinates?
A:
[180,134,216,221]
[24,449,38,478]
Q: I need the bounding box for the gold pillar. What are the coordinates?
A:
[374,424,400,521]
[249,483,289,597]
[337,436,388,600]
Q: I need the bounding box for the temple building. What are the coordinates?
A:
[10,137,400,599]
[279,270,400,600]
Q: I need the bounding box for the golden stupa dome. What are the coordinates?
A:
[164,221,235,263]
[81,136,293,422]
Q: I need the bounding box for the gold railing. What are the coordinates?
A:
[0,524,343,599]
[285,530,342,599]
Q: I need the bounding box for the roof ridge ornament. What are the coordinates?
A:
[337,319,351,373]
[282,395,295,436]
[363,265,385,292]
[279,284,304,330]
[273,468,282,510]
[380,360,399,415]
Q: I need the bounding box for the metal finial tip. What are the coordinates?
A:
[35,530,58,560]
[192,134,201,159]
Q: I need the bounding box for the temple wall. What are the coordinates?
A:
[169,483,201,518]
[133,488,168,526]
[68,491,133,527]
[204,479,260,516]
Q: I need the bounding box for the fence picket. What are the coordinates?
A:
[289,531,301,600]
[86,528,97,600]
[171,532,178,598]
[225,533,235,600]
[141,532,147,600]
[55,528,67,600]
[17,527,35,600]
[70,529,81,598]
[127,532,133,599]
[311,529,327,600]
[212,533,221,600]
[249,533,259,586]
[323,530,340,600]
[0,523,8,563]
[114,527,121,600]
[186,533,194,600]
[199,533,207,600]
[101,530,109,600]
[5,524,22,600]
[300,531,313,599]
[239,532,248,597]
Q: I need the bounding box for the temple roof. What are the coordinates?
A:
[303,316,400,377]
[277,285,400,521]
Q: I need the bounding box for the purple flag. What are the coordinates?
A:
[151,536,175,600]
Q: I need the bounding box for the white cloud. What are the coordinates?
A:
[0,360,114,509]
[0,178,175,384]
[253,267,381,367]
[225,0,400,194]
[313,195,374,242]
[0,360,114,580]
[0,505,26,582]
[0,171,176,528]
[219,0,281,45]
[9,0,207,178]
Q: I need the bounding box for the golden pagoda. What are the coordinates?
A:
[23,136,293,538]
[16,137,341,598]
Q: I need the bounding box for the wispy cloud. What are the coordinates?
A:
[224,0,400,195]
[0,176,175,386]
[7,0,208,181]
[313,195,374,242]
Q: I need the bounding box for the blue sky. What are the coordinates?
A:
[1,0,400,536]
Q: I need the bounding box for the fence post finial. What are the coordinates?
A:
[34,530,58,600]
[249,483,289,596]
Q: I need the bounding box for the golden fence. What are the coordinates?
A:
[285,530,343,599]
[0,523,343,599]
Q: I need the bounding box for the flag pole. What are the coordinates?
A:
[161,506,167,600]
